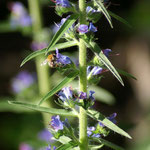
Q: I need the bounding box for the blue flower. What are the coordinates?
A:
[89,91,95,101]
[58,87,73,101]
[11,71,35,93]
[89,22,97,32]
[103,49,112,57]
[78,24,89,34]
[86,6,97,14]
[38,129,53,142]
[107,113,117,124]
[45,145,56,150]
[50,115,64,132]
[56,48,72,65]
[9,2,31,27]
[55,0,71,7]
[19,143,33,150]
[87,126,95,137]
[87,66,103,77]
[91,66,103,75]
[87,127,101,138]
[79,92,87,99]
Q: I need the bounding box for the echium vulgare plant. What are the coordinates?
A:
[9,0,133,149]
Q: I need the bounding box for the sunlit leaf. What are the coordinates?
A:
[94,0,113,28]
[8,101,77,117]
[20,41,78,66]
[46,14,78,54]
[84,40,124,86]
[109,11,132,28]
[87,109,132,139]
[38,70,79,105]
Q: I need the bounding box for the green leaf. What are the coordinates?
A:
[8,101,77,117]
[84,40,124,86]
[46,14,78,54]
[94,0,113,28]
[57,141,77,150]
[93,138,125,150]
[117,69,137,80]
[20,41,78,67]
[108,11,132,28]
[56,136,72,144]
[0,98,32,113]
[38,70,79,105]
[89,144,104,150]
[87,109,132,139]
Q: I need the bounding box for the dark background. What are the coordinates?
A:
[0,0,150,149]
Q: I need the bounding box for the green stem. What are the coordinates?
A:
[28,0,53,125]
[79,0,88,149]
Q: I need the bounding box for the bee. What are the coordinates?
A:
[41,53,58,68]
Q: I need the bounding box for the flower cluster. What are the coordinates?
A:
[54,0,71,7]
[78,22,97,34]
[9,2,31,28]
[57,86,95,109]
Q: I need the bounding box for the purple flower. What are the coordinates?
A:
[87,126,95,136]
[45,145,56,150]
[87,127,101,138]
[58,87,73,101]
[78,24,89,34]
[55,0,71,7]
[87,66,103,76]
[31,41,47,51]
[103,49,112,57]
[38,129,53,142]
[79,92,87,99]
[89,91,95,101]
[9,2,31,27]
[19,143,33,150]
[107,113,117,124]
[50,115,63,132]
[11,71,35,93]
[89,22,97,32]
[56,49,71,65]
[86,6,97,13]
[91,66,103,75]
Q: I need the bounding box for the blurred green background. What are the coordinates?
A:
[0,0,150,149]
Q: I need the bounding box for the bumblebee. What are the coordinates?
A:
[41,53,58,68]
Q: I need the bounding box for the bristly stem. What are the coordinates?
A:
[79,0,88,149]
[28,0,53,125]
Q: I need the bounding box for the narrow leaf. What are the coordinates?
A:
[94,0,113,28]
[84,40,124,86]
[38,70,79,105]
[46,14,78,54]
[20,41,78,66]
[8,101,77,117]
[93,138,125,150]
[87,109,132,139]
[108,11,132,28]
